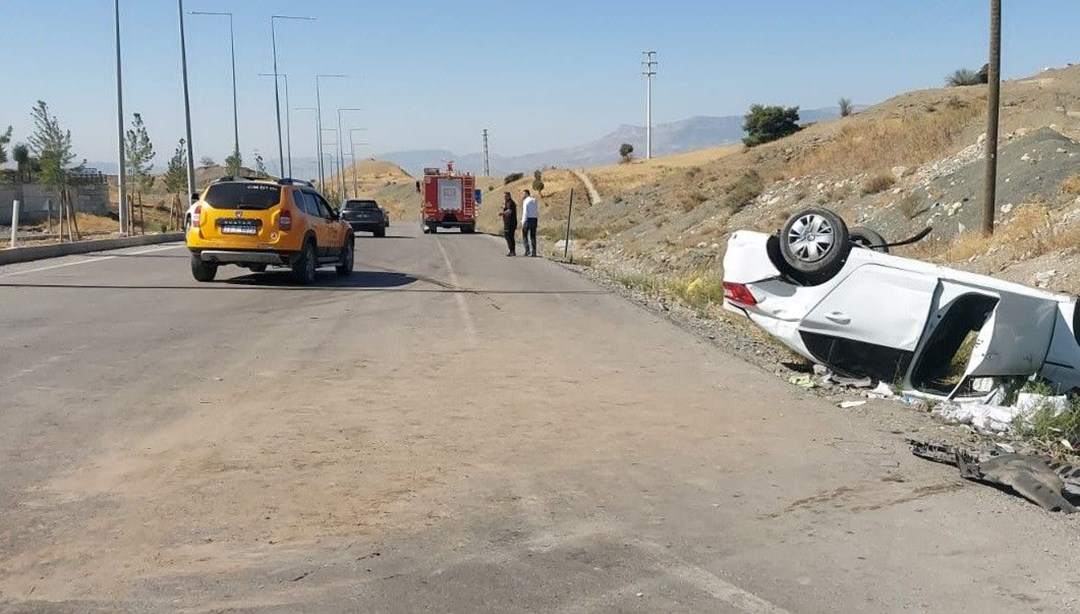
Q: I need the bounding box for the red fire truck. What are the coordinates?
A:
[418,162,479,234]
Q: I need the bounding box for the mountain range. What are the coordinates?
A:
[378,106,852,177]
[87,106,853,178]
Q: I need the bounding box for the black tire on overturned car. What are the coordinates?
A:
[778,207,852,285]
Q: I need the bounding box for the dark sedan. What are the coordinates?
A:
[341,199,387,237]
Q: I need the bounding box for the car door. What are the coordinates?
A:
[798,263,937,352]
[961,290,1057,381]
[312,192,342,256]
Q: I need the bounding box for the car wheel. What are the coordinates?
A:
[779,207,851,285]
[849,226,889,253]
[429,225,437,234]
[248,264,267,273]
[375,227,386,238]
[191,255,217,282]
[336,237,355,276]
[292,240,317,285]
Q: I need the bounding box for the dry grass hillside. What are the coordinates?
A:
[538,63,1080,311]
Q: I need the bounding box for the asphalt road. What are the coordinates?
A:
[2,225,1080,613]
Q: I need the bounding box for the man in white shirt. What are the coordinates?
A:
[521,189,539,257]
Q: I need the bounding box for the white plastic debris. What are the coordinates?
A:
[838,400,868,409]
[867,382,896,399]
[1015,392,1069,417]
[931,402,1019,435]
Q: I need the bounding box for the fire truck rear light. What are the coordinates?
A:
[723,282,757,306]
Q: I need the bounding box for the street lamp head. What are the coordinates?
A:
[271,15,316,21]
[190,10,231,16]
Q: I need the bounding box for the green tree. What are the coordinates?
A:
[0,125,11,164]
[838,97,854,118]
[12,144,30,182]
[742,104,800,147]
[619,143,634,162]
[124,112,156,233]
[164,139,187,228]
[225,148,243,176]
[532,169,545,197]
[28,100,79,239]
[199,155,216,168]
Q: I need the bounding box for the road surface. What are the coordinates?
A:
[1,225,1079,613]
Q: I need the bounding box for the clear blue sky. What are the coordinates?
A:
[3,0,1078,175]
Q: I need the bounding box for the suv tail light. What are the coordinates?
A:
[191,204,202,228]
[723,282,757,306]
[278,209,292,231]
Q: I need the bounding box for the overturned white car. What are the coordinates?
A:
[722,207,1080,402]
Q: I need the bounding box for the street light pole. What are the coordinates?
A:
[315,74,346,189]
[642,50,657,160]
[349,128,368,198]
[271,15,315,178]
[178,0,195,202]
[336,107,363,199]
[321,128,340,201]
[260,73,292,177]
[114,0,127,235]
[191,11,239,166]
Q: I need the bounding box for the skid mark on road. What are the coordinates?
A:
[1,244,183,277]
[434,237,478,345]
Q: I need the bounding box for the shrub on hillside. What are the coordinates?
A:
[619,143,634,163]
[947,68,986,87]
[742,104,800,147]
[504,172,524,185]
[838,97,854,118]
[861,172,895,195]
[722,170,763,213]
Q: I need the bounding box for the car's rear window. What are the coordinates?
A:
[343,200,379,211]
[204,183,281,209]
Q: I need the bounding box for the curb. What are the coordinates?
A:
[0,233,185,266]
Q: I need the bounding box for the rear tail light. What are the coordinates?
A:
[723,282,757,306]
[191,204,202,228]
[278,209,292,231]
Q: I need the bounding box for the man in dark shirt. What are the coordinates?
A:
[499,192,518,256]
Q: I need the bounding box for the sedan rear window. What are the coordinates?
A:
[343,200,379,211]
[204,183,281,209]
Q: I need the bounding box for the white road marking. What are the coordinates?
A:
[434,236,478,345]
[2,243,183,277]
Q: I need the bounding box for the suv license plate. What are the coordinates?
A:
[221,226,257,235]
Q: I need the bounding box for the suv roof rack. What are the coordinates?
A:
[277,178,314,187]
[212,175,275,183]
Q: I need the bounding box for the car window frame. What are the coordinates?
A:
[312,193,336,219]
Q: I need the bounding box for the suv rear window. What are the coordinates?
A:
[343,200,379,211]
[204,183,281,209]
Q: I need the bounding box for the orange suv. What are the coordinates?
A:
[185,177,354,284]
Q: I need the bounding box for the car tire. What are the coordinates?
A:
[248,264,267,273]
[849,226,889,253]
[191,255,217,282]
[375,227,386,238]
[429,225,437,234]
[292,240,317,285]
[779,207,851,285]
[336,237,355,276]
[462,224,475,234]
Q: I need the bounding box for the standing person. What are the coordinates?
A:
[521,189,539,257]
[499,191,518,256]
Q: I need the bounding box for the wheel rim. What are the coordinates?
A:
[787,213,835,263]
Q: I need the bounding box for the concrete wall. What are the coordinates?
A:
[0,183,110,225]
[0,232,184,266]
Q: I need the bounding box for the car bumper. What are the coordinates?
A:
[347,221,383,232]
[194,249,290,265]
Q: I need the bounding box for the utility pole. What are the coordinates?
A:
[178,0,195,203]
[982,0,1002,237]
[114,0,127,235]
[482,129,490,177]
[642,51,657,160]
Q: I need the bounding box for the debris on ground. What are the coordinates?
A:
[931,392,1070,436]
[908,440,1080,513]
